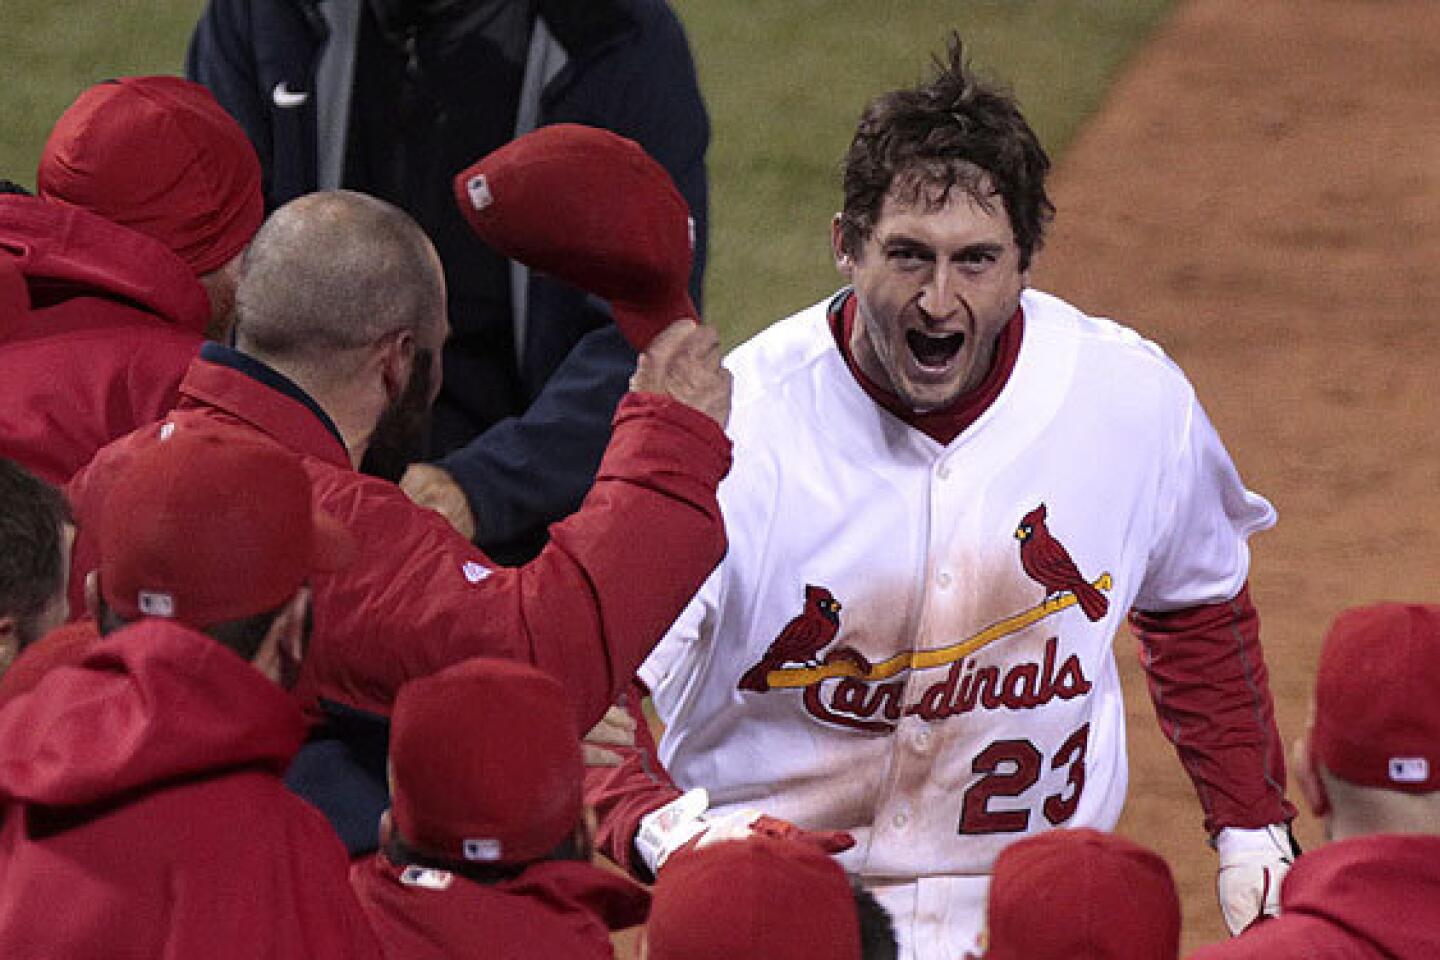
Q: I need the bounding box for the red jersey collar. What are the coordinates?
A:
[179,347,352,469]
[827,289,1024,445]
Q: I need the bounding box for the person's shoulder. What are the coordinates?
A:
[725,295,837,401]
[720,296,847,455]
[575,0,697,83]
[616,0,688,33]
[305,462,422,530]
[1023,288,1196,392]
[1182,915,1323,960]
[195,0,309,32]
[307,463,479,565]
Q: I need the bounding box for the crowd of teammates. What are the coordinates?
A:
[1,8,1437,959]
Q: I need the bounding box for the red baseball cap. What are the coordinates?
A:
[1310,602,1440,793]
[98,424,352,629]
[984,829,1180,960]
[38,76,263,275]
[453,123,697,350]
[390,657,583,866]
[647,837,861,960]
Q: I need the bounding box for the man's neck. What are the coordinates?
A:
[1326,792,1440,841]
[206,343,359,463]
[284,375,373,469]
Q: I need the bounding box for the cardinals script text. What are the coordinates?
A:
[801,636,1092,734]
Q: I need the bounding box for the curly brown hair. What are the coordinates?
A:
[0,458,72,648]
[837,33,1055,270]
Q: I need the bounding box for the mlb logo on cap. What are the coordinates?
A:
[1389,758,1429,784]
[464,174,492,213]
[462,838,502,862]
[138,591,176,618]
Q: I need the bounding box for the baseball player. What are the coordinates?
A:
[588,34,1296,959]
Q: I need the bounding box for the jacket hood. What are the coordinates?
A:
[500,858,651,931]
[0,619,306,808]
[1283,834,1440,956]
[0,194,211,341]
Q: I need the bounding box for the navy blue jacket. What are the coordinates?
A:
[187,0,709,564]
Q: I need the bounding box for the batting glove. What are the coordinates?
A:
[1215,823,1298,935]
[635,787,855,874]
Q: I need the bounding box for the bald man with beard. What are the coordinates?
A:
[188,0,711,565]
[69,190,733,849]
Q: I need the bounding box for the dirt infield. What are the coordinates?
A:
[1033,0,1440,950]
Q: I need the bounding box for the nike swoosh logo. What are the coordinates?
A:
[271,81,309,109]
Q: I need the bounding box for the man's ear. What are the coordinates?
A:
[1294,732,1330,818]
[253,587,311,686]
[377,807,395,851]
[0,616,20,673]
[380,328,418,401]
[831,214,855,275]
[575,805,598,861]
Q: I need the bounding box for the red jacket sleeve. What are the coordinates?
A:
[585,677,683,877]
[1129,583,1296,835]
[298,393,731,733]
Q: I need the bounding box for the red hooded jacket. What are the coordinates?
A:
[0,619,381,958]
[0,195,208,484]
[69,349,730,730]
[352,853,648,959]
[1187,834,1440,959]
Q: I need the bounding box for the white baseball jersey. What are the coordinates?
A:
[638,288,1275,959]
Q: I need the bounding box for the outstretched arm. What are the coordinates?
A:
[1131,584,1294,834]
[1131,583,1298,934]
[585,678,685,877]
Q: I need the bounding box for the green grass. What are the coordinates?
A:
[0,1,206,187]
[670,0,1178,345]
[0,0,1176,345]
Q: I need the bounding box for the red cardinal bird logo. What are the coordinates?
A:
[1015,504,1110,622]
[738,585,859,693]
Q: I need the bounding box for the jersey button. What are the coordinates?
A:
[913,728,933,751]
[936,463,952,480]
[892,811,909,829]
[937,570,953,589]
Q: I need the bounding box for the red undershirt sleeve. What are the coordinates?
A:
[585,676,683,878]
[1129,582,1296,835]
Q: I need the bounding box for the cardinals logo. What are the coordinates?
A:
[738,585,870,693]
[1015,504,1109,622]
[739,519,1113,728]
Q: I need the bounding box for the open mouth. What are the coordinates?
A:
[906,330,966,370]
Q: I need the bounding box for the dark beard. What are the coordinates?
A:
[362,348,435,483]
